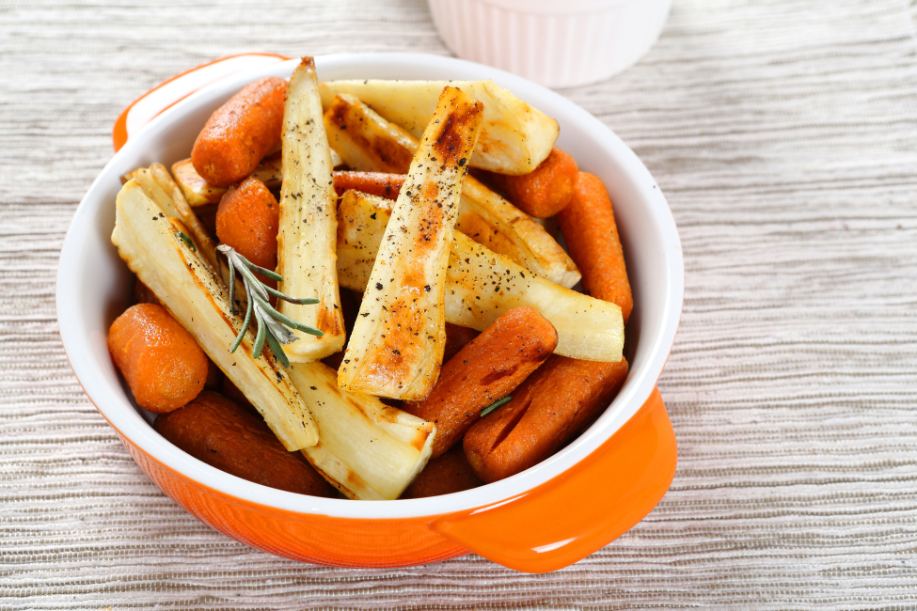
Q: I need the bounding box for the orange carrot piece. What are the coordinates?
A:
[191,77,287,187]
[557,171,633,322]
[405,307,557,458]
[402,447,482,498]
[463,356,629,483]
[155,392,334,496]
[215,176,279,270]
[108,303,209,413]
[332,171,405,200]
[485,148,578,218]
[444,323,478,362]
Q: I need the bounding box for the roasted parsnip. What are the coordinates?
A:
[289,362,435,500]
[277,57,345,361]
[459,176,580,288]
[171,156,282,207]
[320,79,558,175]
[338,87,484,400]
[324,93,417,173]
[125,163,219,270]
[337,191,624,362]
[170,157,227,207]
[111,180,318,451]
[170,150,344,208]
[324,94,580,288]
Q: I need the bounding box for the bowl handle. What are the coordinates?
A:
[112,52,290,151]
[432,387,676,573]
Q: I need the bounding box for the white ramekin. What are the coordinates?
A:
[427,0,671,88]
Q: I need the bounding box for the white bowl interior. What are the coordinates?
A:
[58,53,683,519]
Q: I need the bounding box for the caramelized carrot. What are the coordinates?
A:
[405,307,557,458]
[107,303,208,413]
[444,323,478,362]
[402,447,482,498]
[557,172,633,322]
[215,176,279,270]
[463,356,629,483]
[155,392,334,496]
[332,171,404,199]
[191,77,287,186]
[486,148,578,218]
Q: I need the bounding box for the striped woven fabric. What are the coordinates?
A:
[1,0,916,607]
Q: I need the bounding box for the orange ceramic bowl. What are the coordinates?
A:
[57,53,683,573]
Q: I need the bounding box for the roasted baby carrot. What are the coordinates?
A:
[332,171,404,199]
[108,303,209,413]
[463,356,629,483]
[191,76,287,186]
[557,171,633,322]
[402,447,482,498]
[405,307,557,458]
[485,148,578,218]
[155,392,334,496]
[215,176,279,270]
[444,323,478,362]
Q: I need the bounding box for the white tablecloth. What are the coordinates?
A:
[2,0,916,607]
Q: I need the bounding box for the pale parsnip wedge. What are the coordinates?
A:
[324,93,417,173]
[277,57,345,361]
[337,191,624,362]
[111,180,318,451]
[338,87,484,400]
[324,94,580,288]
[459,177,580,288]
[320,79,558,175]
[171,151,342,208]
[171,155,282,207]
[288,361,435,500]
[170,158,227,207]
[124,164,219,270]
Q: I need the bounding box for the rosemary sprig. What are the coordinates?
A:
[218,244,323,367]
[480,395,512,418]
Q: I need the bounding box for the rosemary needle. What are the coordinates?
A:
[480,396,512,418]
[218,244,322,367]
[174,230,196,251]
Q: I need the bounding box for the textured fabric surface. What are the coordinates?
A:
[2,0,917,608]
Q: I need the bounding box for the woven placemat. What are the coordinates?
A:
[2,0,916,607]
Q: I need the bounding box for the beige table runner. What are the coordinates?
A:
[2,0,916,607]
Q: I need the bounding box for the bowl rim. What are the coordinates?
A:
[57,52,683,519]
